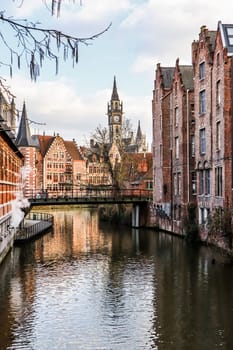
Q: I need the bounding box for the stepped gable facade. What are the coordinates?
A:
[33,134,86,197]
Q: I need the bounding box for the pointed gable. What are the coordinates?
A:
[15,102,35,147]
[160,66,175,89]
[179,65,194,90]
[64,140,85,161]
[37,135,55,157]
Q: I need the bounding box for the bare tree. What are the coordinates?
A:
[0,1,111,80]
[91,124,109,146]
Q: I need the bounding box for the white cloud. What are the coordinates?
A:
[121,0,233,68]
[130,53,157,74]
[7,72,152,147]
[2,0,233,151]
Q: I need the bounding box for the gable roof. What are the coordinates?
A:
[161,66,175,89]
[179,65,194,90]
[36,135,55,157]
[64,140,85,161]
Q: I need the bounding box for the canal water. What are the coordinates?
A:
[1,207,233,350]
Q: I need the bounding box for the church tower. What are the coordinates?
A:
[107,76,123,144]
[16,102,37,197]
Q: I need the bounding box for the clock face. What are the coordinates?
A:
[114,115,120,122]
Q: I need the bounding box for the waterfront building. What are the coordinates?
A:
[192,23,233,242]
[152,21,233,247]
[152,61,195,234]
[171,60,195,233]
[0,95,23,264]
[152,64,174,215]
[33,134,86,197]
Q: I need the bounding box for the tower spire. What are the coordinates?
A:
[111,76,119,100]
[136,120,142,141]
[16,101,34,147]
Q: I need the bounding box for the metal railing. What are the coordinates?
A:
[15,212,54,242]
[28,188,153,205]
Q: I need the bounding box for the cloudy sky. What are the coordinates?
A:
[1,0,233,147]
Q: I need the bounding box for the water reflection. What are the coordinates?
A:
[0,206,233,349]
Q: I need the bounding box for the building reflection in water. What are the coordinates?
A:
[0,206,233,349]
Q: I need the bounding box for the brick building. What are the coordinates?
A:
[0,94,24,263]
[171,60,195,232]
[33,134,86,198]
[152,61,195,233]
[192,22,233,240]
[152,64,174,214]
[152,21,233,243]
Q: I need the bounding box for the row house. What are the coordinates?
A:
[152,21,233,243]
[152,64,174,215]
[84,141,113,188]
[34,134,86,198]
[152,61,195,233]
[171,60,195,233]
[192,23,233,240]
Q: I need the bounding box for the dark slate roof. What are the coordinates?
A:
[111,76,119,100]
[161,67,175,89]
[219,21,233,55]
[15,102,35,147]
[179,66,194,90]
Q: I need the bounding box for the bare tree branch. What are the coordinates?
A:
[0,2,111,80]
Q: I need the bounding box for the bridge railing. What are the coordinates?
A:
[27,188,152,202]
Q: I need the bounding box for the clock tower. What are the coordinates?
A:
[108,76,123,144]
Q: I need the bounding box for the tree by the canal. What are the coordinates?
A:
[85,120,135,188]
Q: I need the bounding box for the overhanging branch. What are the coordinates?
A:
[0,12,111,80]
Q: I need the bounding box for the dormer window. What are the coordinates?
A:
[227,27,233,45]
